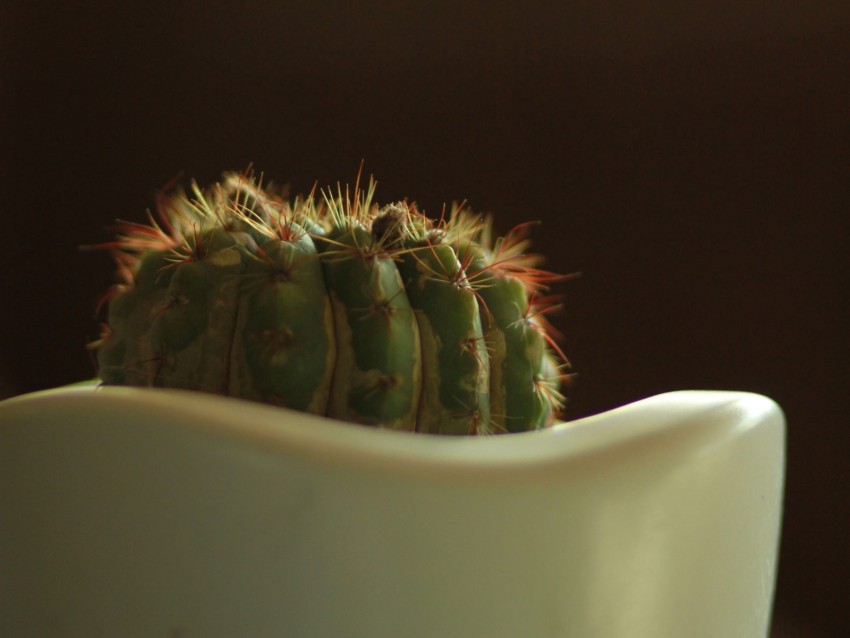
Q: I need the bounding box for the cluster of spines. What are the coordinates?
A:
[92,170,570,435]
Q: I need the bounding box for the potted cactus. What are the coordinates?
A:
[91,169,570,435]
[0,170,785,638]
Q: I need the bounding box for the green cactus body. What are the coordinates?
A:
[147,228,248,393]
[472,267,551,433]
[97,251,175,386]
[394,237,491,435]
[93,172,568,435]
[229,228,336,413]
[450,212,568,433]
[318,221,421,429]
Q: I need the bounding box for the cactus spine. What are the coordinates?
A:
[93,171,569,435]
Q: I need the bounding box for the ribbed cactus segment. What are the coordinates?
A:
[395,234,491,435]
[93,171,569,435]
[97,251,175,386]
[474,273,551,432]
[228,229,335,414]
[451,212,566,432]
[536,350,563,426]
[98,228,247,391]
[318,223,421,429]
[149,228,251,393]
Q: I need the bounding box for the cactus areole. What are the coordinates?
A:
[92,171,570,435]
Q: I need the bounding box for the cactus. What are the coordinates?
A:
[92,170,570,435]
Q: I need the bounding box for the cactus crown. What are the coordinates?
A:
[92,170,571,435]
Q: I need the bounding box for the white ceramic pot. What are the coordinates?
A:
[0,385,784,638]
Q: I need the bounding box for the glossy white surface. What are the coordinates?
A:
[0,386,784,637]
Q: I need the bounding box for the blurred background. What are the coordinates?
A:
[2,1,848,634]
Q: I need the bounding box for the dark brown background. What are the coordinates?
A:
[2,2,848,635]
